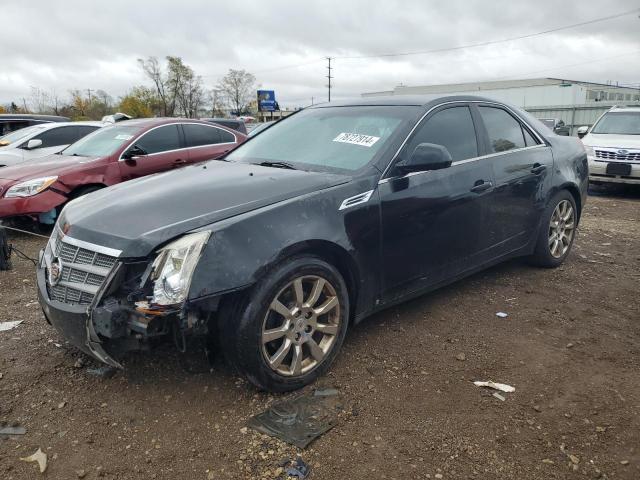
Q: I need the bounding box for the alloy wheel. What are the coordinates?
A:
[261,275,341,377]
[548,199,575,258]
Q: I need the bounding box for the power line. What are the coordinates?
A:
[335,8,640,60]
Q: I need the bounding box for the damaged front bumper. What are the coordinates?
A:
[37,258,123,368]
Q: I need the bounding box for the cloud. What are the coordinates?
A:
[1,0,638,108]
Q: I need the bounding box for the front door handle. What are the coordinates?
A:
[531,163,546,174]
[174,158,186,165]
[470,180,493,193]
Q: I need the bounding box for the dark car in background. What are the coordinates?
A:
[37,96,587,392]
[202,117,248,135]
[0,118,245,224]
[539,118,570,136]
[0,114,70,136]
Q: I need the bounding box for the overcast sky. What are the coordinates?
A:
[1,0,639,109]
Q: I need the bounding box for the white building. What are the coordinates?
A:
[363,78,640,135]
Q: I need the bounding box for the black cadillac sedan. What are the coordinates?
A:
[37,96,588,391]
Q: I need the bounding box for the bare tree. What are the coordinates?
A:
[217,69,256,116]
[138,56,170,116]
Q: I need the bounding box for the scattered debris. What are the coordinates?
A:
[533,405,541,412]
[248,389,343,448]
[58,401,66,409]
[20,448,47,473]
[76,469,87,478]
[473,381,515,393]
[492,392,506,401]
[0,422,26,436]
[314,387,339,397]
[284,457,311,479]
[73,358,85,369]
[620,460,630,465]
[566,343,574,349]
[0,320,23,332]
[455,353,466,361]
[542,459,554,464]
[496,312,508,318]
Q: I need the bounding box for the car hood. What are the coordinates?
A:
[582,133,640,149]
[61,161,350,257]
[0,154,102,181]
[0,149,23,164]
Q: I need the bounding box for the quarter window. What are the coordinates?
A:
[135,124,181,154]
[404,106,478,162]
[183,124,229,147]
[479,107,526,153]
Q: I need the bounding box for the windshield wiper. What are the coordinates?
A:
[256,161,297,170]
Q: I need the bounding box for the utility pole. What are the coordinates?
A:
[311,96,314,106]
[87,88,93,104]
[326,57,333,102]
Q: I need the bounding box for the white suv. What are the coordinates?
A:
[580,106,640,185]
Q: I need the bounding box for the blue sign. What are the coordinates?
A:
[257,90,278,112]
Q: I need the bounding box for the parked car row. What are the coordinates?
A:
[0,118,245,224]
[0,114,70,136]
[34,95,588,392]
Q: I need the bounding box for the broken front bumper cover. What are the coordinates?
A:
[36,253,123,368]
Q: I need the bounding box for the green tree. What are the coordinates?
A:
[118,86,156,118]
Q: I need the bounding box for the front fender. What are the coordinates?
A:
[187,177,381,315]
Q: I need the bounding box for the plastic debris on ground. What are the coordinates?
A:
[473,381,516,393]
[492,392,506,401]
[285,456,311,479]
[0,422,26,436]
[86,365,117,378]
[247,387,343,448]
[0,320,23,332]
[20,448,47,473]
[496,312,508,318]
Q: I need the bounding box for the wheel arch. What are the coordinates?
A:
[69,183,107,198]
[558,182,582,222]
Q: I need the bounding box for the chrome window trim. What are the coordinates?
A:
[379,100,547,182]
[117,122,237,162]
[55,225,123,257]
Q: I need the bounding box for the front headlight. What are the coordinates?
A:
[584,145,595,158]
[149,231,211,306]
[5,176,58,198]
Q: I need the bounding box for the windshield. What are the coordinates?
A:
[591,112,640,135]
[227,106,420,172]
[62,125,140,157]
[0,125,47,145]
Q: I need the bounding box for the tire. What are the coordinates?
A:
[0,227,11,271]
[221,255,350,392]
[528,190,578,268]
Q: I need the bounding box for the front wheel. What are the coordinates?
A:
[221,256,349,392]
[528,190,577,268]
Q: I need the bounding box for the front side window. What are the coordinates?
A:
[0,125,46,145]
[591,112,640,135]
[227,106,420,173]
[134,124,181,154]
[32,126,78,148]
[183,124,224,147]
[402,106,478,162]
[479,106,526,153]
[63,125,140,157]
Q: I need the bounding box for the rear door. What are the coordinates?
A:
[379,104,495,301]
[182,123,238,163]
[474,104,553,257]
[119,124,184,180]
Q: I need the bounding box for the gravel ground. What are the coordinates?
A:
[1,186,639,479]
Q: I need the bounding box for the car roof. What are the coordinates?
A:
[36,121,105,129]
[117,118,225,128]
[0,114,70,122]
[608,106,640,113]
[310,94,507,109]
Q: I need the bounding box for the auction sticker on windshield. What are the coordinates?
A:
[115,134,134,140]
[333,132,380,147]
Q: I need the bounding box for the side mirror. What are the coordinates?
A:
[123,145,147,161]
[576,126,589,139]
[397,143,453,174]
[25,139,43,150]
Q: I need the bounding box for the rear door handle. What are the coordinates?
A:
[531,163,546,174]
[470,180,493,193]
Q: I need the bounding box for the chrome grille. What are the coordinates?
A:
[45,229,119,306]
[595,149,640,163]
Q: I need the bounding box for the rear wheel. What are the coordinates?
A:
[529,190,577,268]
[221,256,349,392]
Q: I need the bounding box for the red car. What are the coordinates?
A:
[0,118,245,224]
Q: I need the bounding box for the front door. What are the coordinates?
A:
[379,104,494,302]
[474,105,554,256]
[119,124,184,180]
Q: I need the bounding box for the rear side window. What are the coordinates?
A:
[479,107,527,153]
[405,106,478,161]
[183,124,228,147]
[76,125,100,140]
[135,124,181,154]
[219,128,235,143]
[33,126,79,148]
